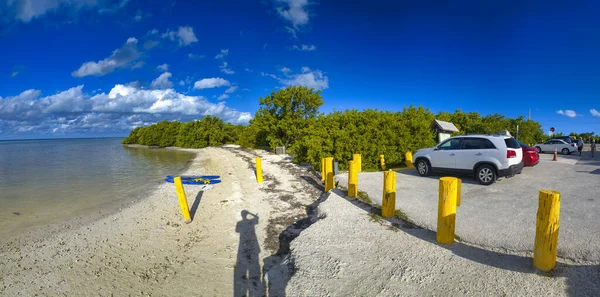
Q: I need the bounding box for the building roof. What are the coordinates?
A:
[432,120,459,132]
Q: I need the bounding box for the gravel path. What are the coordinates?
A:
[286,191,600,296]
[336,155,600,261]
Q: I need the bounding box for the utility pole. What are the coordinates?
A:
[528,109,531,121]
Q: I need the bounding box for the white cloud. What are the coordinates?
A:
[150,72,173,89]
[188,53,204,60]
[179,80,186,86]
[162,26,198,46]
[133,9,143,22]
[219,62,235,75]
[215,49,229,59]
[4,0,129,23]
[245,68,253,72]
[280,67,292,73]
[218,94,229,100]
[193,78,231,89]
[72,38,140,77]
[0,83,252,136]
[277,0,310,27]
[265,66,329,90]
[556,110,577,118]
[591,109,600,117]
[148,29,159,35]
[292,44,316,51]
[143,40,159,50]
[11,70,19,77]
[157,63,169,72]
[225,86,238,94]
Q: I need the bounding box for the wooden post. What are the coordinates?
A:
[381,170,396,218]
[405,151,414,168]
[353,153,362,172]
[324,157,334,192]
[437,177,458,244]
[174,176,192,224]
[321,158,325,181]
[379,154,385,170]
[348,160,358,198]
[256,157,263,183]
[534,190,561,272]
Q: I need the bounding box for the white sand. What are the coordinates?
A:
[0,146,319,296]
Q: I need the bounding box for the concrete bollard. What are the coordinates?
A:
[353,153,362,172]
[174,176,192,224]
[256,157,263,183]
[324,157,334,192]
[348,160,358,198]
[534,190,561,272]
[405,151,414,168]
[381,170,397,218]
[437,177,459,244]
[380,154,386,170]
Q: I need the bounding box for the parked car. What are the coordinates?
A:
[518,141,539,167]
[412,134,524,185]
[534,139,577,155]
[552,136,575,145]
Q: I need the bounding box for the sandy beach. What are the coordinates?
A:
[0,146,321,296]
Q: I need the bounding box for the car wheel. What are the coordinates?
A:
[476,164,496,185]
[561,148,569,155]
[416,159,430,177]
[536,146,542,153]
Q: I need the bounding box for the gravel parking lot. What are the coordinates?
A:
[336,149,600,262]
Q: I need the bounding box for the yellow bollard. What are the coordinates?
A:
[437,177,458,244]
[381,170,396,218]
[456,178,462,206]
[256,157,263,183]
[405,151,414,168]
[174,176,192,224]
[534,190,561,272]
[324,157,334,192]
[353,153,362,172]
[379,154,386,170]
[321,158,325,181]
[348,160,358,198]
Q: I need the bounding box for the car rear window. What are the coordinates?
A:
[504,138,521,149]
[518,141,530,148]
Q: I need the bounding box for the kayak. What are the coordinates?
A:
[166,175,220,180]
[164,178,222,185]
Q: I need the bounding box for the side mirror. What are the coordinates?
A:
[434,147,439,151]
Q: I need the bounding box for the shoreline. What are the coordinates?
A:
[0,145,198,245]
[0,145,319,296]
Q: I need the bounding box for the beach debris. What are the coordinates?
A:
[13,212,20,215]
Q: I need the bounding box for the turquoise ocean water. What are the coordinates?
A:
[0,138,195,239]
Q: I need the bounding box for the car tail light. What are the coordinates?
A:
[571,144,575,147]
[507,150,517,158]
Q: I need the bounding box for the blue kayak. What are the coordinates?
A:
[166,175,220,180]
[165,178,221,185]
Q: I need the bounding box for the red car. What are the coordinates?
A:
[518,141,539,167]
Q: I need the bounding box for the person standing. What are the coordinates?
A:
[577,139,584,156]
[592,140,596,158]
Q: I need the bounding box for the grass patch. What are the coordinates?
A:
[368,213,383,224]
[357,190,373,205]
[394,210,415,225]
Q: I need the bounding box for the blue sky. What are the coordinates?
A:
[1,0,600,139]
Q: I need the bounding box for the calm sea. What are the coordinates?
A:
[0,138,196,239]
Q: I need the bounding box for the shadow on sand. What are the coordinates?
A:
[233,210,264,297]
[189,191,204,221]
[330,189,600,296]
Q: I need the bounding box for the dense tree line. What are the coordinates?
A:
[122,115,241,148]
[123,86,550,171]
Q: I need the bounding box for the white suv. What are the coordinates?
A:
[412,135,524,185]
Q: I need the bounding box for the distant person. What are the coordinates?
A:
[592,140,596,158]
[577,139,584,156]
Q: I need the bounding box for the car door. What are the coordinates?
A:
[454,137,486,171]
[541,140,553,152]
[430,138,462,170]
